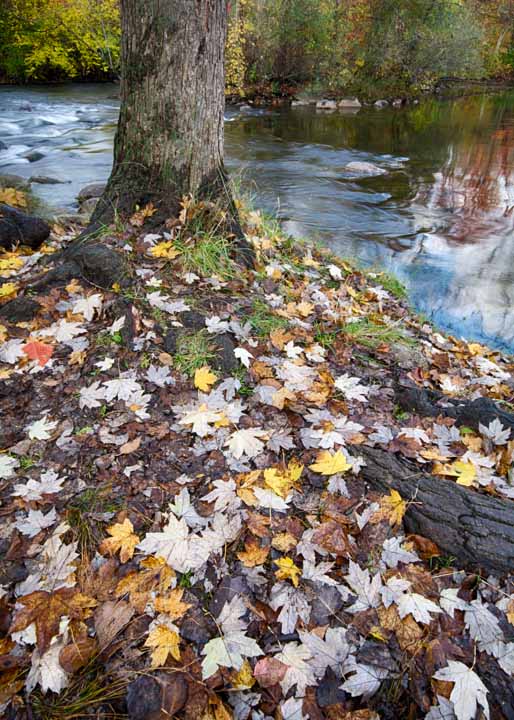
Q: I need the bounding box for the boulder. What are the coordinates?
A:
[316,99,337,111]
[338,97,361,108]
[21,150,45,163]
[0,204,50,250]
[291,99,310,107]
[374,99,389,109]
[345,161,387,177]
[0,297,41,323]
[392,98,404,108]
[0,174,30,190]
[29,175,67,185]
[77,182,107,202]
[79,197,99,216]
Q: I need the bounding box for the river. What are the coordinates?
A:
[1,84,514,352]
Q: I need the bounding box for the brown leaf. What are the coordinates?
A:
[94,600,135,649]
[115,556,174,613]
[154,588,191,619]
[9,589,97,653]
[254,656,287,687]
[59,637,98,673]
[120,436,141,455]
[407,534,441,560]
[236,538,269,567]
[312,521,352,557]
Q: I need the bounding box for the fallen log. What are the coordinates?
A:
[356,445,514,576]
[396,383,514,433]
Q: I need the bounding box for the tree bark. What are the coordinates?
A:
[92,0,242,235]
[355,445,514,575]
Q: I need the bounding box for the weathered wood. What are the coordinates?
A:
[396,383,514,432]
[355,445,514,575]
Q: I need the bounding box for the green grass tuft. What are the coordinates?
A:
[175,232,235,279]
[173,330,215,376]
[341,318,413,349]
[246,299,288,337]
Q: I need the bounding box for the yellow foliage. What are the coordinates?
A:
[0,188,27,208]
[194,366,217,392]
[144,624,181,667]
[274,556,301,587]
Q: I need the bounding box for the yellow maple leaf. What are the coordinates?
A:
[0,187,27,208]
[0,254,24,276]
[100,518,140,563]
[379,489,407,526]
[450,461,477,487]
[264,468,293,498]
[0,282,18,300]
[271,532,297,553]
[232,659,255,689]
[194,365,217,392]
[274,557,301,587]
[149,240,180,260]
[144,624,181,667]
[237,539,269,567]
[309,450,351,476]
[154,588,191,619]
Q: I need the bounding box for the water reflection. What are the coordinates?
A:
[1,85,514,350]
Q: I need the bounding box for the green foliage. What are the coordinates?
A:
[247,299,289,336]
[173,330,215,377]
[0,0,120,82]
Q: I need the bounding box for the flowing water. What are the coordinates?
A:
[1,84,514,352]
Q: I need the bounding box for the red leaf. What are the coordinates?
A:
[22,340,54,367]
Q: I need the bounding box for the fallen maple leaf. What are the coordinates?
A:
[194,365,217,392]
[9,589,97,653]
[376,489,407,527]
[274,557,301,587]
[144,623,181,667]
[22,340,54,367]
[100,518,140,563]
[309,450,351,476]
[154,588,191,619]
[116,556,174,612]
[237,538,269,567]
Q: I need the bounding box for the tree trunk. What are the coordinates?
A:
[92,0,238,228]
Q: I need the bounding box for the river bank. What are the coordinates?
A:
[1,198,514,718]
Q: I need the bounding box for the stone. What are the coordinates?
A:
[0,297,41,323]
[18,101,33,111]
[29,175,67,185]
[163,328,179,354]
[392,98,404,108]
[181,310,205,330]
[77,182,107,202]
[70,243,126,289]
[126,674,188,720]
[345,161,387,176]
[0,174,30,190]
[316,99,337,111]
[21,150,45,163]
[212,333,238,374]
[338,97,361,108]
[0,141,7,151]
[291,99,310,107]
[0,204,51,250]
[374,99,389,108]
[79,197,98,216]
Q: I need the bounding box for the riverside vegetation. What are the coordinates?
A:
[0,190,514,718]
[1,0,513,99]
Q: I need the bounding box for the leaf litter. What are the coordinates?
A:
[0,199,513,719]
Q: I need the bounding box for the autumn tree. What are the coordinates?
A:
[92,0,250,260]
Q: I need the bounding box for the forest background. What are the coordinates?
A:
[1,0,513,99]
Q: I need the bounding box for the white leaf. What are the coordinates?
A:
[396,592,442,625]
[440,588,469,618]
[79,381,106,409]
[464,599,504,654]
[108,316,125,333]
[202,479,241,512]
[168,488,206,529]
[275,642,316,696]
[344,560,382,612]
[253,487,290,512]
[40,319,86,344]
[72,293,103,321]
[15,508,57,538]
[270,583,310,634]
[225,428,267,459]
[380,577,412,608]
[425,696,457,720]
[177,405,222,437]
[334,374,369,402]
[479,418,511,446]
[102,376,142,402]
[341,660,389,698]
[276,361,317,392]
[26,415,58,441]
[280,697,306,720]
[301,560,338,586]
[137,515,200,573]
[205,315,230,333]
[381,536,420,569]
[95,357,115,371]
[234,347,253,368]
[145,364,173,387]
[0,338,25,364]
[12,470,65,501]
[26,642,69,694]
[299,627,354,678]
[328,264,343,280]
[0,454,19,479]
[433,661,489,720]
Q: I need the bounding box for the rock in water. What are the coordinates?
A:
[316,99,337,111]
[338,97,361,108]
[345,161,387,177]
[0,204,50,250]
[77,182,107,202]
